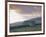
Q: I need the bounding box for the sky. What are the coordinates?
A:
[10,4,41,14]
[9,4,42,24]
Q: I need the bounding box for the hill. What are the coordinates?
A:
[10,17,41,32]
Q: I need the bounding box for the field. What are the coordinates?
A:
[10,17,41,32]
[10,25,41,32]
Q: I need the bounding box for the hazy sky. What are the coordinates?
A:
[9,4,42,24]
[10,4,42,14]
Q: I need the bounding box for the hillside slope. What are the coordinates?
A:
[10,17,41,32]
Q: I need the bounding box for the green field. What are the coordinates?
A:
[10,17,41,32]
[10,25,41,32]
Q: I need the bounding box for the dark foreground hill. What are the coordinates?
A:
[10,17,41,32]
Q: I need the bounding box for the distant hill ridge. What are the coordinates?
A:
[10,17,41,27]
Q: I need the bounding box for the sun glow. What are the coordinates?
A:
[15,9,22,13]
